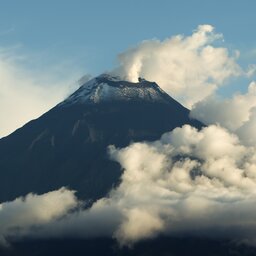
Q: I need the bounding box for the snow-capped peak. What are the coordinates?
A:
[59,73,172,106]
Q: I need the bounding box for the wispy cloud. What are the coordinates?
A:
[0,47,85,137]
[0,27,15,37]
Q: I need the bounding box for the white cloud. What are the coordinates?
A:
[190,81,256,146]
[104,125,256,244]
[236,107,256,146]
[0,188,77,245]
[112,25,241,108]
[246,64,256,77]
[0,48,83,138]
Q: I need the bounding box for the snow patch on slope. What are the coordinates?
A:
[59,74,171,106]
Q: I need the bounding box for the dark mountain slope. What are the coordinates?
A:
[0,74,203,202]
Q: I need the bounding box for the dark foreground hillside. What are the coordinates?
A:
[1,237,255,256]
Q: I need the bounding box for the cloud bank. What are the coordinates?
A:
[2,125,256,247]
[105,125,256,245]
[0,188,77,245]
[113,25,244,108]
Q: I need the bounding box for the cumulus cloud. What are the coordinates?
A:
[0,48,83,138]
[190,81,256,145]
[112,25,242,108]
[0,188,78,245]
[105,125,256,245]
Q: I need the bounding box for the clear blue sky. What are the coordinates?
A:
[1,0,255,76]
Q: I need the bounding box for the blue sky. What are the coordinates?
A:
[1,0,255,75]
[0,0,256,137]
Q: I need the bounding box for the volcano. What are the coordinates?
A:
[0,74,202,202]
